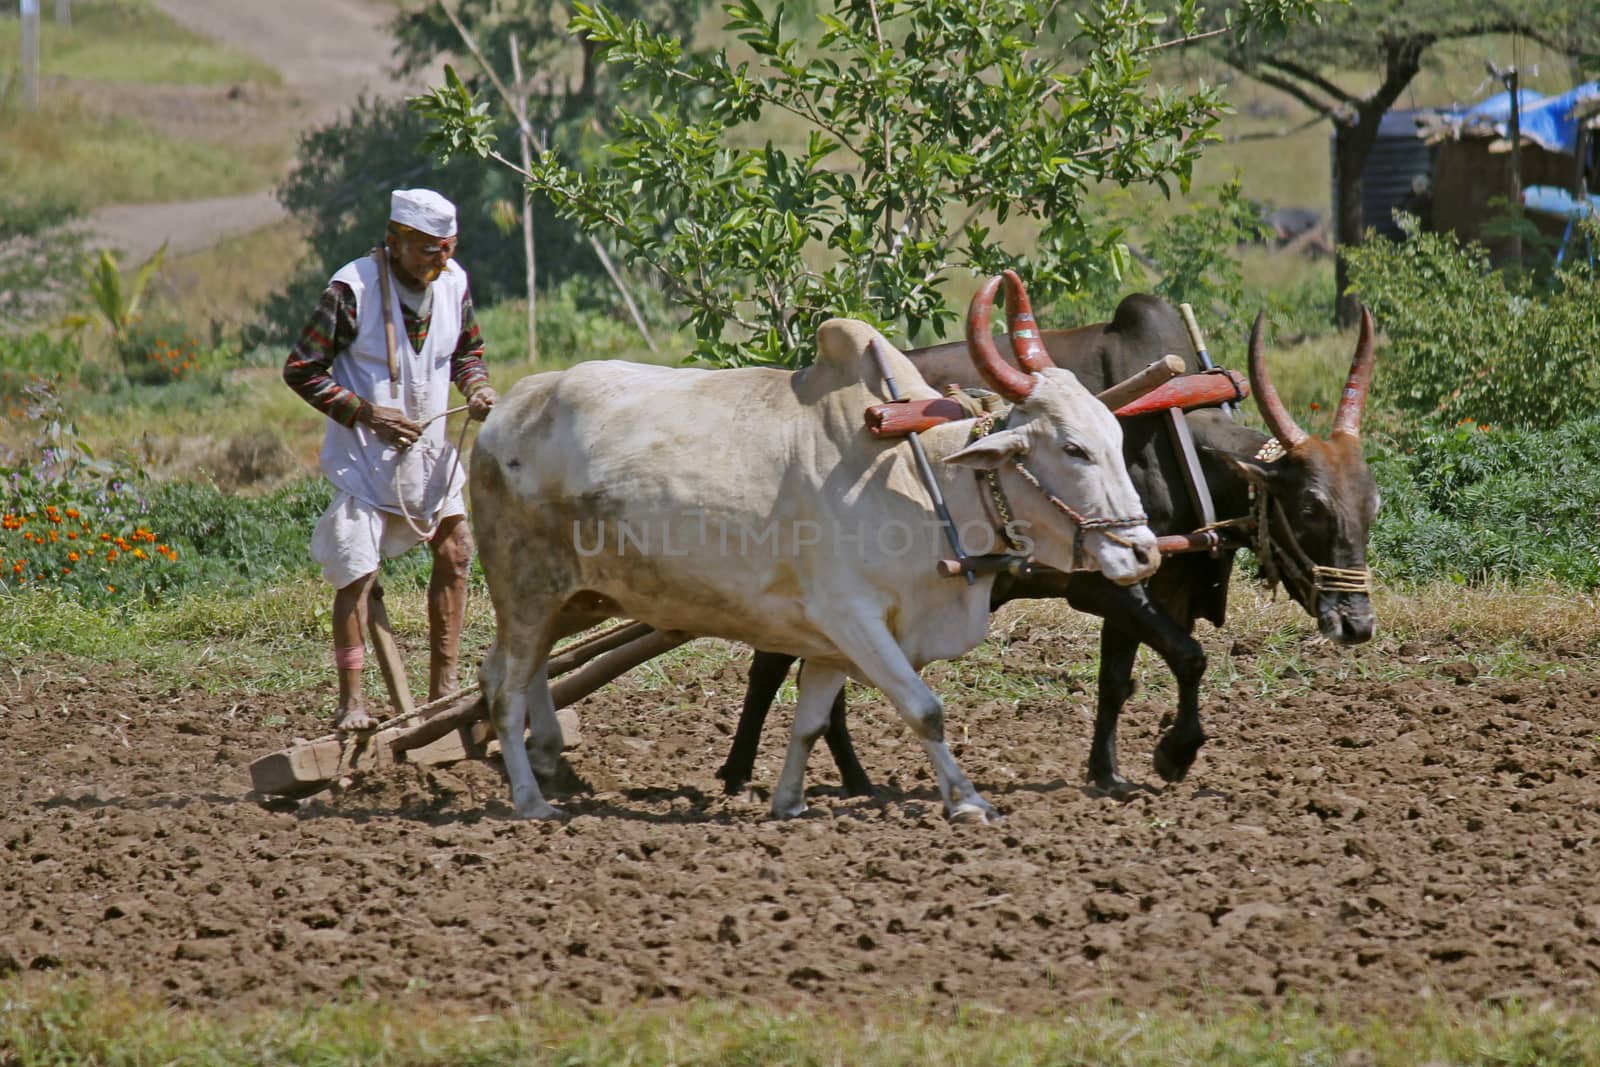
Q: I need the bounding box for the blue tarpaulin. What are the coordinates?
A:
[1454,82,1600,155]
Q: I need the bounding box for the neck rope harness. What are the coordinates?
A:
[1250,437,1372,604]
[968,411,1149,571]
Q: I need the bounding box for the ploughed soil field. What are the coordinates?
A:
[4,622,1600,1017]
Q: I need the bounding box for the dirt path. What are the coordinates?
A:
[83,0,441,263]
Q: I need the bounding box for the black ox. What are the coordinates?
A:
[716,294,1379,798]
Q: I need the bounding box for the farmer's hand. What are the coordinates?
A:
[364,404,423,449]
[467,385,498,422]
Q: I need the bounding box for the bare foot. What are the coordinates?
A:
[334,705,378,731]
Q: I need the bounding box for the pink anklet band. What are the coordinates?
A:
[333,645,366,670]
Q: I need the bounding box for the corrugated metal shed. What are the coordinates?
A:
[1330,108,1435,241]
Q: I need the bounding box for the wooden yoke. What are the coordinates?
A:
[1111,367,1248,419]
[864,354,1201,440]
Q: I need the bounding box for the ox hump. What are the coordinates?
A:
[811,319,941,403]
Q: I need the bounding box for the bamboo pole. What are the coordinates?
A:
[509,32,537,365]
[438,1,659,354]
[21,0,40,108]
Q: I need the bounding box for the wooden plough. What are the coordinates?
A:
[249,615,687,797]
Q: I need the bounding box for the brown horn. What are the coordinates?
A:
[1247,310,1308,450]
[967,274,1036,402]
[1001,269,1053,374]
[1331,304,1376,438]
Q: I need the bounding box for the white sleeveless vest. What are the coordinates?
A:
[318,254,470,523]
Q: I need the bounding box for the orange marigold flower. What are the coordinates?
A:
[61,566,71,575]
[132,548,147,560]
[65,508,79,519]
[1480,424,1492,432]
[66,531,78,540]
[67,551,79,562]
[100,533,111,541]
[106,584,115,592]
[48,532,57,543]
[106,550,118,562]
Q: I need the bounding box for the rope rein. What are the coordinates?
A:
[393,403,474,542]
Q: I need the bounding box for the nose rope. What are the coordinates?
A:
[967,412,1148,563]
[1255,490,1373,602]
[1007,461,1149,550]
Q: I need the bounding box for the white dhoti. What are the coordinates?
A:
[310,488,466,590]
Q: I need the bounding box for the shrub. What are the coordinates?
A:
[1344,216,1600,431]
[114,318,207,385]
[0,472,180,606]
[0,332,81,411]
[1369,417,1600,588]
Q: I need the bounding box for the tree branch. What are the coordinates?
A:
[1257,57,1356,110]
[1142,25,1232,55]
[1223,111,1329,143]
[1221,55,1343,120]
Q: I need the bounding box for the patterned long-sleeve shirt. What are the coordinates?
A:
[283,280,490,427]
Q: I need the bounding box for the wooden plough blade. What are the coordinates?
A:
[248,622,687,797]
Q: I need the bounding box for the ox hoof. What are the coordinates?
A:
[509,799,564,821]
[1153,731,1205,783]
[947,800,1001,825]
[768,800,808,820]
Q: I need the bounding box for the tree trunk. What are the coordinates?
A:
[1331,113,1380,328]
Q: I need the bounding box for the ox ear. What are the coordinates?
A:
[944,429,1030,471]
[1208,446,1286,490]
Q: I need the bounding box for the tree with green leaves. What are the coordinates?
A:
[1213,0,1600,323]
[392,0,708,130]
[414,0,1323,368]
[264,1,713,346]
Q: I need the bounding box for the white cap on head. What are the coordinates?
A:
[389,188,458,238]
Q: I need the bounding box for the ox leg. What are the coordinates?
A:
[1151,637,1208,784]
[822,687,875,798]
[721,651,875,798]
[718,650,798,795]
[828,619,997,823]
[1066,577,1209,792]
[770,661,847,819]
[482,640,561,821]
[1087,624,1141,796]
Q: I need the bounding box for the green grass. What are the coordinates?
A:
[0,94,271,211]
[0,0,280,86]
[5,977,1600,1066]
[0,0,284,212]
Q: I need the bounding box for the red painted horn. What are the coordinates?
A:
[1247,310,1308,450]
[1000,269,1053,374]
[966,274,1037,402]
[1331,304,1376,439]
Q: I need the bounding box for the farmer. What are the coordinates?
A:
[283,188,498,731]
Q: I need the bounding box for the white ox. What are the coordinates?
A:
[471,273,1160,822]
